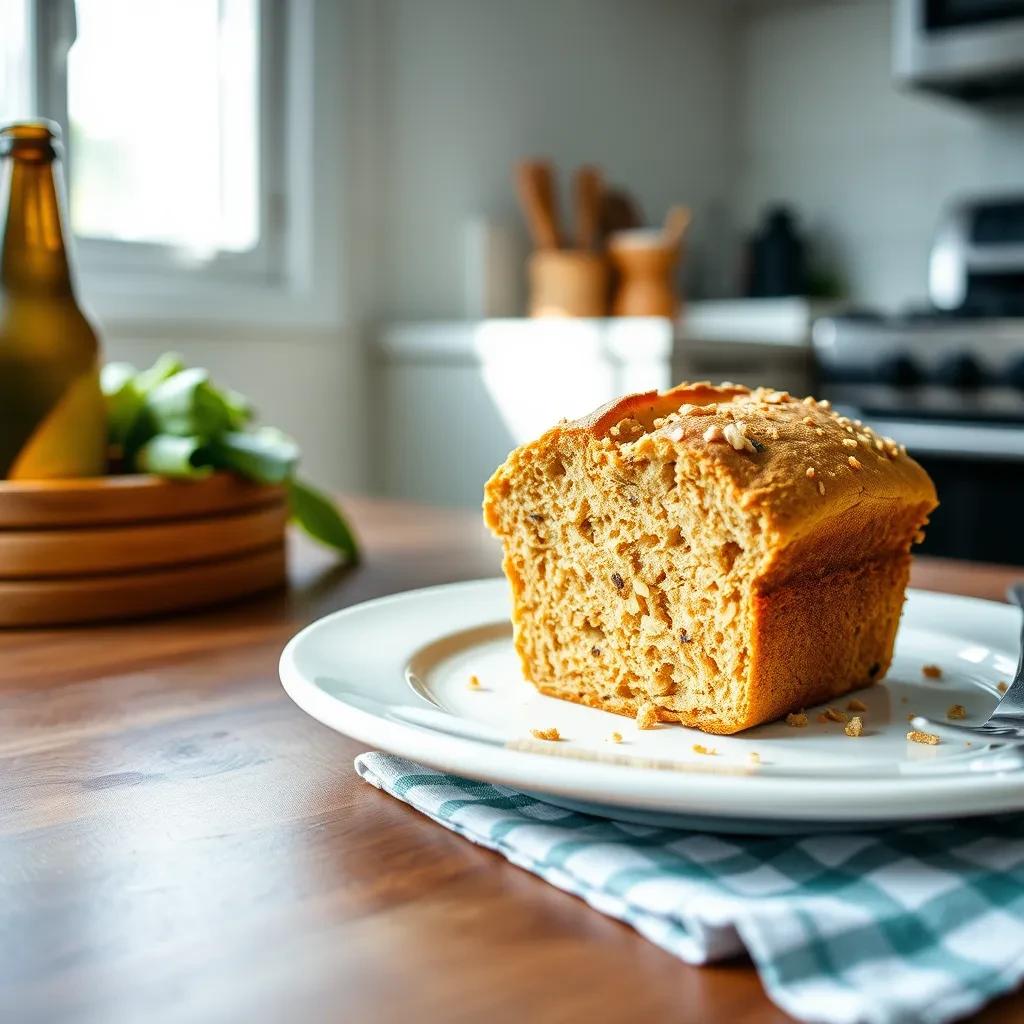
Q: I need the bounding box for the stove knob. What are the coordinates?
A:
[1007,357,1024,389]
[934,354,983,389]
[877,354,920,387]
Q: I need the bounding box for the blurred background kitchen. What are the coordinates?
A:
[3,0,1023,562]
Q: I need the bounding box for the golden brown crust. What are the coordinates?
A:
[514,381,936,554]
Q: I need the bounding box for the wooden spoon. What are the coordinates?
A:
[662,205,692,251]
[515,160,561,250]
[572,165,603,251]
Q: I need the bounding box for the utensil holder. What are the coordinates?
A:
[608,234,682,318]
[528,250,609,318]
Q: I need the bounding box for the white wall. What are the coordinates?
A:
[371,0,739,320]
[734,0,1024,312]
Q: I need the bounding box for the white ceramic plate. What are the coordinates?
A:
[280,579,1024,832]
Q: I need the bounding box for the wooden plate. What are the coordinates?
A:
[0,501,289,578]
[0,543,287,627]
[0,473,292,625]
[0,473,285,528]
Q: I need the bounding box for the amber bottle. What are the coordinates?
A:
[0,121,105,478]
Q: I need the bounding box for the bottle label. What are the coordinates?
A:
[7,364,107,479]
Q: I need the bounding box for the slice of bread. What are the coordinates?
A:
[483,382,937,735]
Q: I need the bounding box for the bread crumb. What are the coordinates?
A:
[847,698,868,712]
[467,674,481,690]
[947,704,967,720]
[907,729,940,746]
[848,456,863,471]
[823,706,848,723]
[636,703,659,730]
[748,751,761,764]
[692,743,717,756]
[609,731,623,743]
[998,681,1009,693]
[845,716,864,737]
[815,712,829,724]
[530,727,561,741]
[922,664,942,679]
[786,712,809,728]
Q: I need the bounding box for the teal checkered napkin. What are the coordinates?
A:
[356,752,1024,1024]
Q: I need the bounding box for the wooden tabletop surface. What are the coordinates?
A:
[3,495,1022,1024]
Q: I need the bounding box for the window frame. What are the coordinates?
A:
[32,0,292,294]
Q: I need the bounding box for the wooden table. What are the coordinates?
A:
[2,496,1022,1024]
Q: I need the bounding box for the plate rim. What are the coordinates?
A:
[280,578,1024,824]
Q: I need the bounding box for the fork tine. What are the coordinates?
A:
[910,715,1024,747]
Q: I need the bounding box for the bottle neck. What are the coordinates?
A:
[0,149,75,297]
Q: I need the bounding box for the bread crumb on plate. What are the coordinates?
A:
[609,731,623,743]
[635,702,659,730]
[922,664,942,679]
[530,727,561,742]
[845,716,864,738]
[785,712,809,728]
[692,743,717,756]
[907,729,940,746]
[847,698,868,712]
[467,674,482,690]
[947,704,967,720]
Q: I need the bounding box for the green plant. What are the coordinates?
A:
[101,354,358,563]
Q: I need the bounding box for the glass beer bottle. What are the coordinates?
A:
[0,121,106,478]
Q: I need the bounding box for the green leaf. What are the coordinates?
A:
[135,434,213,479]
[100,361,138,397]
[134,353,185,397]
[288,477,359,562]
[223,387,253,429]
[145,368,232,439]
[100,362,144,447]
[206,428,298,484]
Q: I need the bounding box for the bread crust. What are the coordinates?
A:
[490,381,936,557]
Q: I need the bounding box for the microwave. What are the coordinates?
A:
[893,0,1024,98]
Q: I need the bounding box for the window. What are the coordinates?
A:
[0,1,32,124]
[68,0,261,256]
[4,0,283,280]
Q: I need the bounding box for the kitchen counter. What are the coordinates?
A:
[3,497,1021,1024]
[374,317,811,505]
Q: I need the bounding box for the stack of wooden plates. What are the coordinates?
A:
[0,473,288,626]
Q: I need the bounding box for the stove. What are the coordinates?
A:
[812,312,1024,564]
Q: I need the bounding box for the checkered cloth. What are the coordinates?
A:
[356,752,1024,1024]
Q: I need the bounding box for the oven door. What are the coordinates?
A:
[893,0,1024,95]
[856,415,1024,565]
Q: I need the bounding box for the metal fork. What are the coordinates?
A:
[911,583,1024,746]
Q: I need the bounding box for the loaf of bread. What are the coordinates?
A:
[483,382,938,735]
